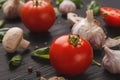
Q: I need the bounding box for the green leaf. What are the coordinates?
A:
[56,0,63,5]
[0,27,9,31]
[88,0,100,17]
[54,7,60,17]
[114,36,120,40]
[22,0,26,3]
[92,59,101,67]
[38,54,49,59]
[0,28,9,42]
[0,32,6,42]
[9,54,22,67]
[31,47,50,59]
[71,0,84,7]
[0,0,6,3]
[0,20,5,28]
[0,0,6,8]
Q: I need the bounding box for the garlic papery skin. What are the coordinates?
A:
[59,0,76,14]
[102,46,120,73]
[103,37,120,48]
[71,10,106,49]
[2,0,24,19]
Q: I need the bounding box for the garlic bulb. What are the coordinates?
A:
[2,0,24,19]
[68,10,120,49]
[59,0,76,14]
[71,10,106,49]
[102,46,120,73]
[67,13,84,25]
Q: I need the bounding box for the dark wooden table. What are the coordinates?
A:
[0,0,120,80]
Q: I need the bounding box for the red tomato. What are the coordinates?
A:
[100,7,120,27]
[50,35,93,76]
[21,0,55,32]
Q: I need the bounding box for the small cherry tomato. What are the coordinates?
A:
[21,0,56,32]
[50,35,93,76]
[100,7,120,27]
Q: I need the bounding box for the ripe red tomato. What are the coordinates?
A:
[21,0,56,32]
[100,7,120,27]
[50,35,93,76]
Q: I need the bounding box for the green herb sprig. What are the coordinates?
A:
[87,0,100,17]
[0,0,6,8]
[9,54,22,67]
[0,28,9,42]
[31,47,50,59]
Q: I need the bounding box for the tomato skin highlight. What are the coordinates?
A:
[100,7,120,27]
[50,35,93,76]
[21,0,56,32]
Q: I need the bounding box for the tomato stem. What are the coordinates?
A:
[69,35,81,46]
[103,12,108,18]
[33,0,39,6]
[36,0,39,6]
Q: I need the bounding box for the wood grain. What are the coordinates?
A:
[0,0,120,80]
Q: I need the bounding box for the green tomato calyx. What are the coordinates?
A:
[69,35,82,46]
[33,0,41,6]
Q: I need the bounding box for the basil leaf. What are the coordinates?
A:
[0,0,6,8]
[9,54,22,67]
[22,0,26,3]
[71,0,84,7]
[114,36,120,40]
[0,32,6,42]
[0,28,9,42]
[31,47,50,59]
[88,0,100,17]
[54,7,60,17]
[56,0,63,5]
[92,59,101,67]
[0,20,5,28]
[0,28,9,31]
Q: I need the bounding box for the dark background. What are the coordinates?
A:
[0,0,120,80]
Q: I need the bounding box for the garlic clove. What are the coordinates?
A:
[59,0,76,14]
[102,46,120,73]
[103,37,120,48]
[2,0,24,19]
